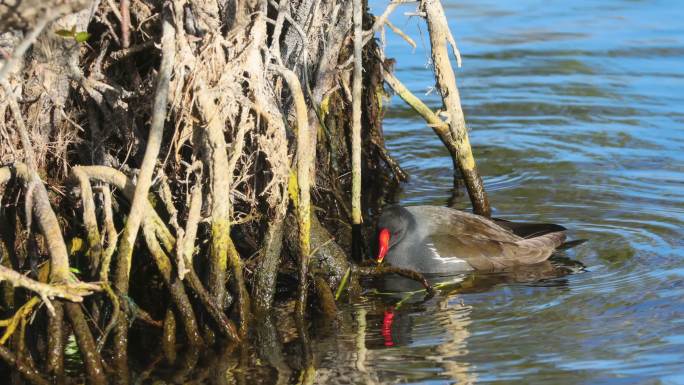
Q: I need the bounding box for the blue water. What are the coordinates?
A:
[309,1,684,384]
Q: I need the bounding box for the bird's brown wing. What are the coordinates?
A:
[427,231,566,271]
[416,206,521,243]
[493,218,567,239]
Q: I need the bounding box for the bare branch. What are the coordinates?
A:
[422,0,489,216]
[385,19,416,49]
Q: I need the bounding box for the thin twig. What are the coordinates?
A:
[270,0,288,62]
[105,0,124,24]
[120,0,132,48]
[385,19,416,49]
[109,41,155,62]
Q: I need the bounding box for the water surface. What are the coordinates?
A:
[308,1,684,384]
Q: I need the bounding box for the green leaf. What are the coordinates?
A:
[74,31,90,43]
[55,29,74,38]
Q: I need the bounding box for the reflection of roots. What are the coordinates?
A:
[430,299,477,385]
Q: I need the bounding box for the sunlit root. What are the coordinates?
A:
[72,166,240,342]
[0,266,100,315]
[70,167,103,274]
[114,13,175,296]
[351,0,364,259]
[180,169,203,279]
[384,20,416,50]
[276,66,314,322]
[0,297,41,345]
[158,174,188,279]
[194,79,250,335]
[100,185,118,282]
[162,308,177,364]
[106,15,175,381]
[194,81,232,307]
[9,163,72,283]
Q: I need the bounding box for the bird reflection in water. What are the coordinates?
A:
[365,258,583,383]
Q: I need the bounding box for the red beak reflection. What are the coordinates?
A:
[381,307,395,347]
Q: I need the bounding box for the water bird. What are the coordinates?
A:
[376,205,574,274]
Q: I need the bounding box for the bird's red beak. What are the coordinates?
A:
[377,228,390,264]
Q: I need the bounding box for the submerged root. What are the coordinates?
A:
[314,275,338,323]
[357,265,435,297]
[65,302,106,385]
[142,219,202,346]
[0,345,50,385]
[162,308,177,364]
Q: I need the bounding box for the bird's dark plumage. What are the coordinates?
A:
[376,205,567,274]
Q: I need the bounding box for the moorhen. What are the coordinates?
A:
[376,205,569,274]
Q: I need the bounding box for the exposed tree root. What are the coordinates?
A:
[276,66,314,323]
[141,219,202,346]
[111,14,175,382]
[314,275,338,323]
[46,302,65,381]
[0,266,99,313]
[64,302,106,385]
[0,0,490,381]
[195,80,235,315]
[0,345,50,385]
